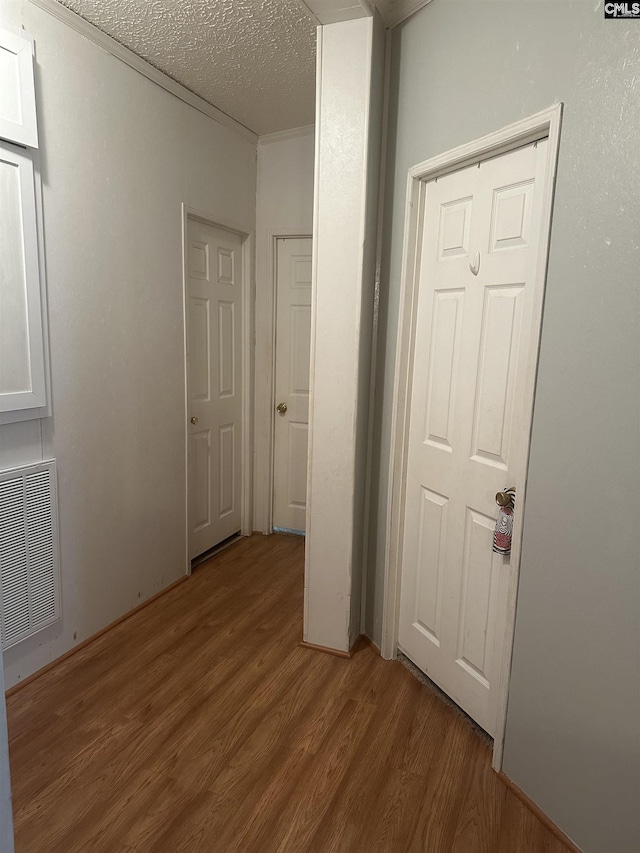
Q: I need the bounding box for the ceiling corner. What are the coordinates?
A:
[371,0,434,28]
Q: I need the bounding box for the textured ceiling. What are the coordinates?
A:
[55,0,317,135]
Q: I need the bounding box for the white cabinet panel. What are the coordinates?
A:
[0,27,38,149]
[0,141,46,415]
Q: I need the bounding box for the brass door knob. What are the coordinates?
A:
[495,489,515,507]
[276,402,287,414]
[190,416,198,425]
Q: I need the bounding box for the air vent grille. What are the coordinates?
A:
[0,461,61,650]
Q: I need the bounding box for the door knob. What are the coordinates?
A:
[495,488,515,508]
[190,416,198,425]
[276,402,287,415]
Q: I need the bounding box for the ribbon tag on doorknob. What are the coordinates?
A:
[493,487,516,555]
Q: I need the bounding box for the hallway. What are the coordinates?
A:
[7,534,570,852]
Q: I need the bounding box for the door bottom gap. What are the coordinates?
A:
[397,652,492,746]
[191,532,242,571]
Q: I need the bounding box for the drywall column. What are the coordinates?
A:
[0,662,14,853]
[305,16,384,652]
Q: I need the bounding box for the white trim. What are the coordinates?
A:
[27,0,259,144]
[258,125,315,147]
[380,105,563,771]
[298,1,370,25]
[241,230,255,538]
[303,25,323,643]
[181,205,255,574]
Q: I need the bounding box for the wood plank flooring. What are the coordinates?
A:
[7,534,571,852]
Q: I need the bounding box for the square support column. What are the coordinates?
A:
[304,16,385,652]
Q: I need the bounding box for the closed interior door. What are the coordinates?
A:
[186,219,243,560]
[272,237,312,533]
[398,140,548,736]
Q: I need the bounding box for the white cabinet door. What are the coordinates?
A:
[272,237,312,533]
[187,220,243,559]
[0,141,46,414]
[0,27,38,148]
[398,141,548,736]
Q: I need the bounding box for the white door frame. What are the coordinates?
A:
[181,204,254,574]
[254,229,312,534]
[381,105,563,770]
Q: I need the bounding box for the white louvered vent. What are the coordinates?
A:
[0,460,61,650]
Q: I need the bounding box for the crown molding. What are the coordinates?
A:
[371,0,434,28]
[298,1,369,25]
[298,0,432,27]
[27,0,259,144]
[258,124,315,146]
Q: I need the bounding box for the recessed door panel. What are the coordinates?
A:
[218,301,235,399]
[289,305,311,396]
[217,247,234,285]
[292,255,312,288]
[189,240,209,280]
[456,508,499,687]
[413,487,448,646]
[189,297,211,403]
[287,422,308,508]
[438,197,472,259]
[192,429,211,532]
[219,424,235,518]
[490,181,533,251]
[423,290,464,450]
[471,285,524,468]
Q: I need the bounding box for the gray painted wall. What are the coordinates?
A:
[367,2,640,851]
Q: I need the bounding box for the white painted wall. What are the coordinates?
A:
[253,127,315,534]
[305,16,384,651]
[0,1,256,688]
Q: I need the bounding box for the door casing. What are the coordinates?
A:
[181,204,254,572]
[381,105,562,770]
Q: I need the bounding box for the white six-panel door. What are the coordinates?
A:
[398,141,548,736]
[187,219,243,560]
[272,237,312,533]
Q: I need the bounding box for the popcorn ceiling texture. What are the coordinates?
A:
[56,0,316,135]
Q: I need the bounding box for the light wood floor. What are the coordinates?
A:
[7,534,570,852]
